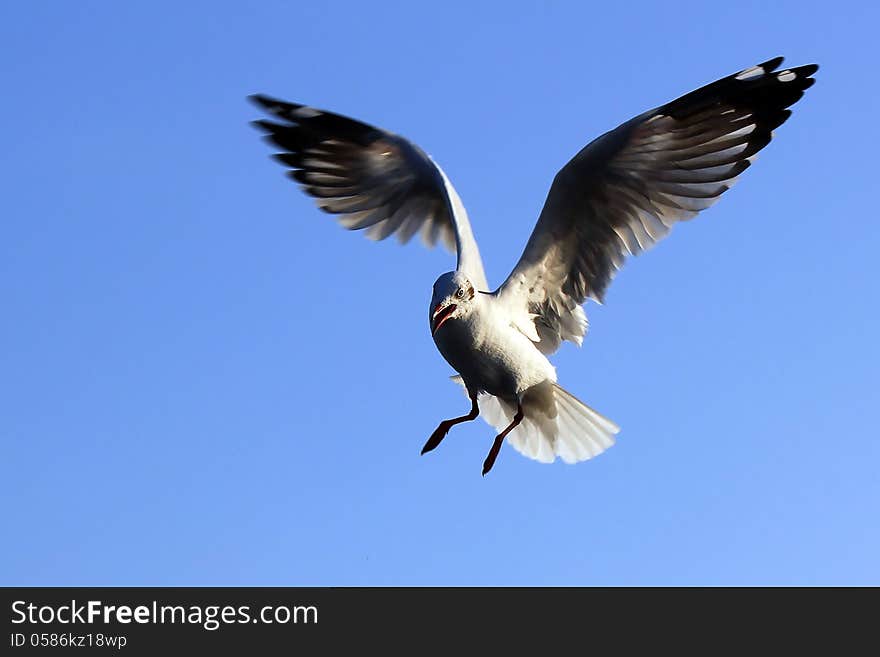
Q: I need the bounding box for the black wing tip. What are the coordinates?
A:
[753,57,819,77]
[272,152,299,166]
[799,63,820,78]
[752,57,820,82]
[250,118,282,133]
[759,56,786,72]
[248,93,292,112]
[665,56,819,121]
[247,93,270,106]
[248,94,313,124]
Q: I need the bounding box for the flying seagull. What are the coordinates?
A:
[250,56,818,475]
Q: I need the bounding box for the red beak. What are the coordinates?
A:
[431,302,457,335]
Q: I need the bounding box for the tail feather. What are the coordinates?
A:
[552,384,618,462]
[450,376,620,464]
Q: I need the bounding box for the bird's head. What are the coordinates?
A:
[429,271,476,335]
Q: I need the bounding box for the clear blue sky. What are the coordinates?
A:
[2,1,877,586]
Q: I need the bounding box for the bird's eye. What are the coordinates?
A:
[455,288,464,299]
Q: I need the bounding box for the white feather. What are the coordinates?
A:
[451,376,619,464]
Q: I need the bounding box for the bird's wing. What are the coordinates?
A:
[250,96,488,290]
[495,57,818,354]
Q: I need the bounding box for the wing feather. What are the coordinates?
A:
[250,96,487,289]
[497,57,818,354]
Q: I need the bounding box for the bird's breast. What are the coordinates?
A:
[431,306,555,399]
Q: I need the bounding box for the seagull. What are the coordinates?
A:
[250,56,818,475]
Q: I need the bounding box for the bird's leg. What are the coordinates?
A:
[421,393,480,455]
[482,403,524,476]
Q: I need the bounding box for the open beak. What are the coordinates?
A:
[431,302,457,335]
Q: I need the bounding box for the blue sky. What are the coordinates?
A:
[2,1,878,585]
